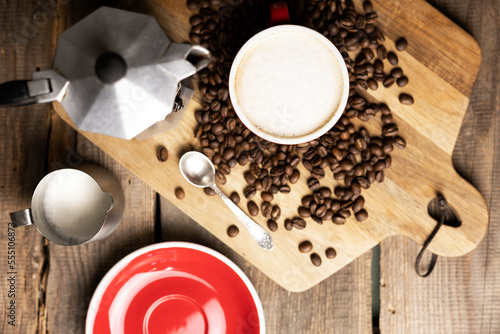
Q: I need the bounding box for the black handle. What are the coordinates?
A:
[0,80,38,107]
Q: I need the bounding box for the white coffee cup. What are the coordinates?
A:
[229,24,350,145]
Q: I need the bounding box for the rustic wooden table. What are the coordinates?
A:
[0,0,498,333]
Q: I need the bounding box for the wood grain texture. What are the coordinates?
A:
[0,0,497,333]
[52,0,487,291]
[161,198,373,333]
[45,135,156,333]
[37,2,157,334]
[379,0,500,333]
[0,0,57,332]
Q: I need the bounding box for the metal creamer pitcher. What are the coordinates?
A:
[0,7,210,139]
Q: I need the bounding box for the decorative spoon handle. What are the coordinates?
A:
[211,184,274,250]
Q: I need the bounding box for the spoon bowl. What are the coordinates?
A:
[179,151,274,250]
[179,151,215,188]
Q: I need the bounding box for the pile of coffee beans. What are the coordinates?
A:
[187,0,408,266]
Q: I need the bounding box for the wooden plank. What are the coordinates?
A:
[44,134,156,333]
[31,1,156,333]
[379,0,500,332]
[161,198,373,333]
[53,0,486,291]
[0,0,59,332]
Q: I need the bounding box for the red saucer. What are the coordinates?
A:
[86,242,264,334]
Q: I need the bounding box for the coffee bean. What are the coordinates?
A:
[382,123,399,137]
[260,191,273,202]
[374,59,384,74]
[355,209,368,221]
[399,93,414,105]
[324,209,334,220]
[397,76,409,87]
[267,219,278,232]
[157,146,168,162]
[270,185,280,194]
[250,163,261,177]
[381,113,393,125]
[363,0,373,13]
[357,177,371,189]
[280,173,289,185]
[311,215,323,224]
[382,138,394,154]
[298,206,311,218]
[376,45,387,59]
[270,166,285,176]
[289,169,300,184]
[384,155,392,168]
[379,103,391,115]
[353,196,365,212]
[383,76,395,88]
[340,160,354,171]
[396,37,408,51]
[292,217,306,230]
[284,219,293,231]
[367,78,378,90]
[394,136,407,149]
[310,253,322,267]
[271,205,281,221]
[307,177,320,191]
[367,171,376,184]
[261,201,272,218]
[387,51,398,66]
[376,171,385,183]
[390,67,403,79]
[187,0,200,10]
[204,187,216,196]
[319,187,332,198]
[299,240,313,253]
[313,192,325,205]
[227,157,237,168]
[330,148,342,162]
[301,195,313,207]
[339,209,351,218]
[280,185,291,193]
[222,147,234,161]
[370,143,383,156]
[237,154,248,166]
[227,225,239,237]
[219,163,230,175]
[342,190,354,201]
[325,247,337,259]
[243,186,256,199]
[315,204,327,217]
[189,15,203,26]
[372,73,385,82]
[215,171,226,185]
[247,201,259,216]
[175,187,185,199]
[332,215,346,225]
[230,191,240,204]
[258,177,270,191]
[311,168,325,179]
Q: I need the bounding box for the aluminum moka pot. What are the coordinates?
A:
[0,7,210,140]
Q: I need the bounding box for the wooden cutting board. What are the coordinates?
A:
[54,0,487,292]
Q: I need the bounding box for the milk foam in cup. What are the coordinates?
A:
[229,25,350,145]
[9,165,124,246]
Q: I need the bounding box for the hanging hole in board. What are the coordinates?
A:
[427,193,462,228]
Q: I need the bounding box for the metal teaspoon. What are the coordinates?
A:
[179,151,274,250]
